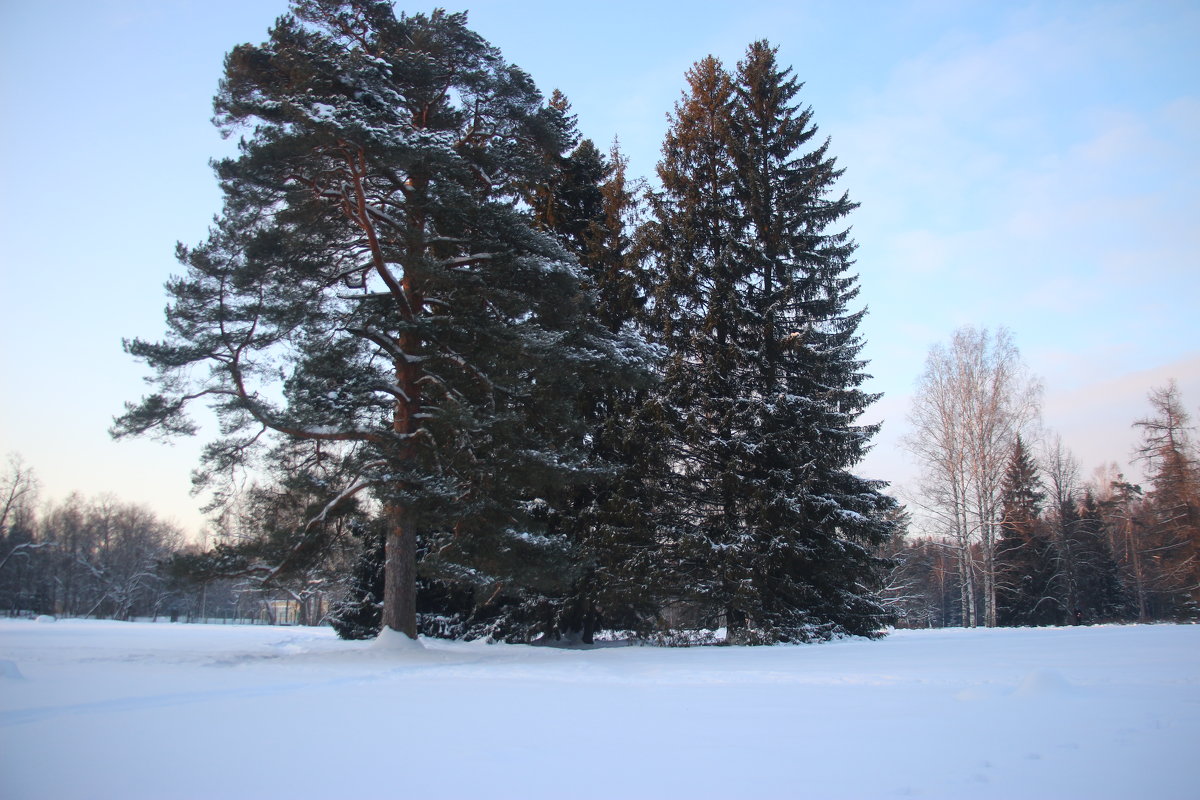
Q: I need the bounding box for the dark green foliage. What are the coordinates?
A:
[328,519,385,639]
[996,436,1060,625]
[1064,493,1129,621]
[512,103,665,642]
[112,6,896,644]
[641,42,895,642]
[114,1,652,638]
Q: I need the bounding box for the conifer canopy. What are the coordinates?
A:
[114,1,652,638]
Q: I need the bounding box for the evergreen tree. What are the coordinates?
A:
[525,93,608,265]
[113,1,650,639]
[643,43,894,642]
[1056,489,1128,623]
[1041,439,1127,622]
[329,517,385,639]
[996,436,1059,625]
[1070,491,1129,621]
[558,140,665,641]
[523,105,663,642]
[728,41,895,638]
[1098,475,1155,620]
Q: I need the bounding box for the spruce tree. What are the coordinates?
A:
[1070,492,1129,621]
[1041,441,1126,623]
[728,41,895,639]
[524,106,663,642]
[113,1,650,639]
[328,517,386,639]
[644,43,894,642]
[562,141,664,641]
[996,436,1059,625]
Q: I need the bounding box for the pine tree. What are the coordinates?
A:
[113,1,651,639]
[643,43,894,642]
[996,436,1059,625]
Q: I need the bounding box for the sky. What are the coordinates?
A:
[1,0,1197,539]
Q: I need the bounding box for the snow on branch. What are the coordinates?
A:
[441,253,493,269]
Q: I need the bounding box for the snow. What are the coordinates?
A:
[307,102,336,122]
[1,621,1197,799]
[370,626,426,653]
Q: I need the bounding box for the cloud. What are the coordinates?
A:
[839,2,1197,444]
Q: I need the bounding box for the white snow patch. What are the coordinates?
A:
[370,626,426,653]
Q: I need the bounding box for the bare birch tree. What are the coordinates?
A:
[0,454,38,541]
[1042,436,1081,611]
[904,326,1041,627]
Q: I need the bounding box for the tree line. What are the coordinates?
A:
[103,1,894,644]
[0,457,184,620]
[886,326,1198,628]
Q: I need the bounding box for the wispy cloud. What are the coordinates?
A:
[843,2,1198,492]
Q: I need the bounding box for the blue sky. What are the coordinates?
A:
[1,0,1197,537]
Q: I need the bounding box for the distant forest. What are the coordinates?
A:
[884,337,1198,628]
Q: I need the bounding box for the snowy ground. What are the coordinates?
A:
[1,620,1196,799]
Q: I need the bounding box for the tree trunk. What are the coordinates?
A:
[382,316,422,638]
[982,518,996,627]
[1127,517,1148,622]
[958,543,976,628]
[581,598,596,646]
[382,502,418,638]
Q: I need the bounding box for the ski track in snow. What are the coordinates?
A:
[1,620,1197,800]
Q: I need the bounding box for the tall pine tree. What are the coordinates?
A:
[114,1,650,639]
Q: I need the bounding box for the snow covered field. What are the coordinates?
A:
[1,620,1196,799]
